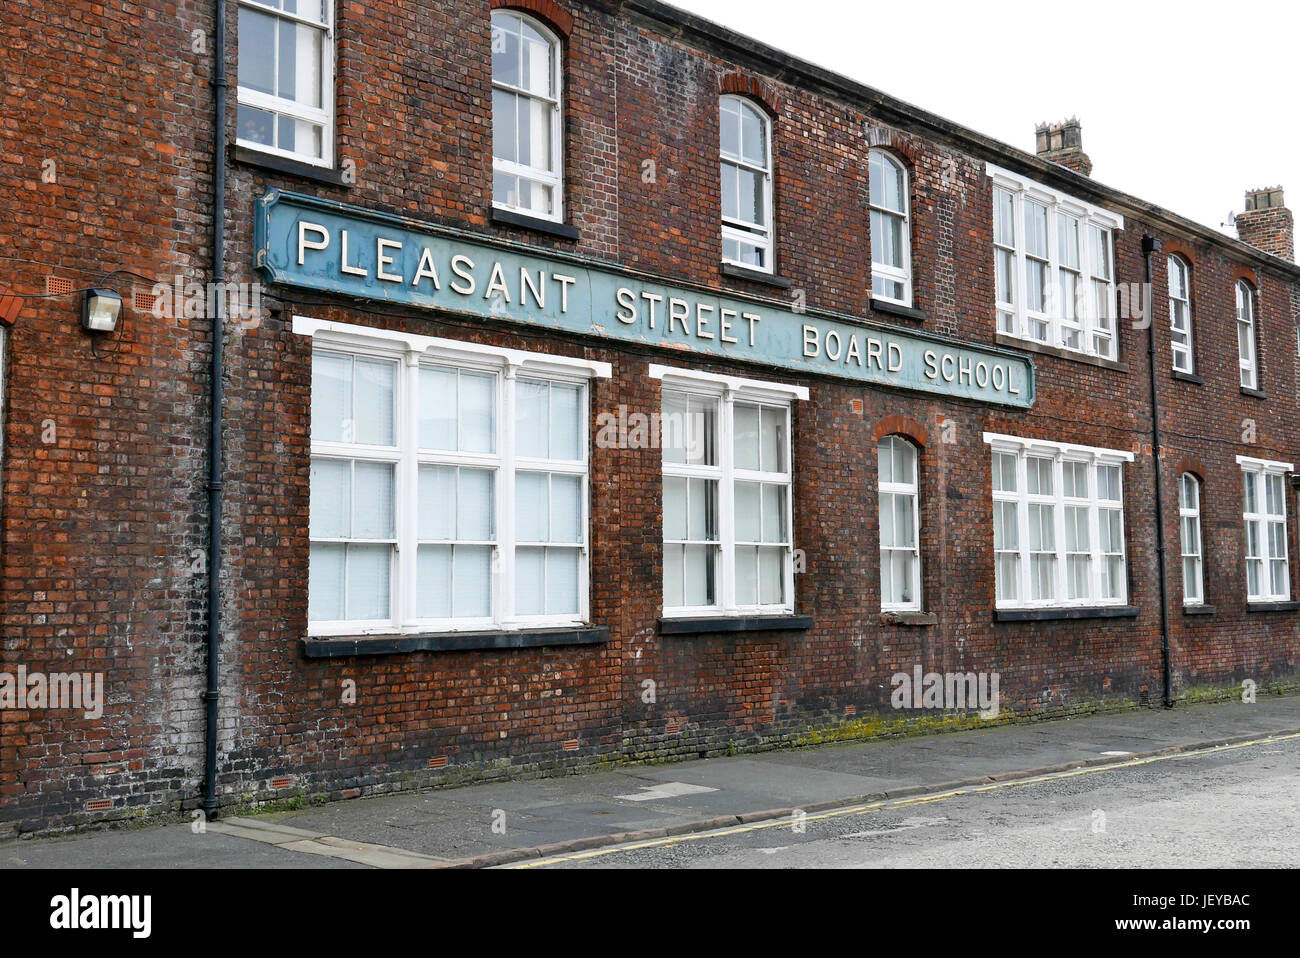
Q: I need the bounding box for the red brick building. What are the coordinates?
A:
[1,0,1297,832]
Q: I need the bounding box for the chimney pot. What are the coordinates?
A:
[1245,186,1285,211]
[1035,117,1091,177]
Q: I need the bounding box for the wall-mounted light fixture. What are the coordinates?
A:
[81,288,122,334]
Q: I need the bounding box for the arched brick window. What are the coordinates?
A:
[878,435,921,611]
[1167,254,1194,373]
[719,95,774,272]
[869,149,912,307]
[1236,280,1258,389]
[1179,472,1204,606]
[491,9,564,221]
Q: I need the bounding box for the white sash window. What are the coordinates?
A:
[1168,255,1194,373]
[1239,457,1291,603]
[237,0,334,166]
[720,96,775,272]
[1179,474,1204,606]
[1237,281,1258,390]
[491,11,564,221]
[985,433,1133,609]
[869,150,912,306]
[299,318,609,635]
[986,164,1123,362]
[878,436,921,611]
[654,365,805,616]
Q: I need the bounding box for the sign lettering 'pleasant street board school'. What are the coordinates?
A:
[255,190,1035,408]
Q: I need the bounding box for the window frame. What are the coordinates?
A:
[986,164,1123,362]
[1238,456,1292,604]
[236,0,336,168]
[307,344,403,631]
[984,433,1134,610]
[1237,280,1259,389]
[877,435,922,612]
[994,186,1018,336]
[1179,473,1204,607]
[719,95,776,274]
[1088,225,1116,357]
[300,317,610,636]
[490,9,565,223]
[652,364,806,618]
[1056,212,1084,351]
[868,149,913,308]
[1167,254,1195,374]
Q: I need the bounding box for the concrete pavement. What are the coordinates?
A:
[4,695,1298,869]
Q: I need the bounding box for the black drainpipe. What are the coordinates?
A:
[1142,234,1174,708]
[203,0,228,818]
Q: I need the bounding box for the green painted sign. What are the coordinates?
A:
[255,190,1034,408]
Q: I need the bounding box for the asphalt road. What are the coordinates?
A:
[518,736,1300,868]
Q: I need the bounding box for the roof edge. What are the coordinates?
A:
[621,0,1300,281]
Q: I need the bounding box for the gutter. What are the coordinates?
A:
[1142,234,1174,708]
[202,0,228,818]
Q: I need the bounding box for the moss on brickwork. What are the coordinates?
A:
[1176,677,1300,707]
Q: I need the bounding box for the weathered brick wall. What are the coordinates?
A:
[0,0,215,827]
[1,0,1297,832]
[1144,241,1300,696]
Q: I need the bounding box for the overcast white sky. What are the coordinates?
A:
[669,0,1299,235]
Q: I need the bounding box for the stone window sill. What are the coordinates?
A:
[1246,601,1300,613]
[659,615,812,636]
[879,611,938,627]
[1172,370,1204,385]
[1183,604,1216,616]
[994,605,1139,623]
[720,262,793,289]
[870,298,927,322]
[491,207,581,241]
[302,626,608,658]
[994,332,1129,373]
[1241,386,1267,399]
[233,145,351,187]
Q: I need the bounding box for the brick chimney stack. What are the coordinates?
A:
[1035,118,1092,177]
[1236,187,1294,262]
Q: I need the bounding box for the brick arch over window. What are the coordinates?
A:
[1175,458,1207,483]
[871,415,928,447]
[1231,265,1259,288]
[863,127,921,168]
[718,73,781,117]
[1162,240,1198,268]
[490,0,573,37]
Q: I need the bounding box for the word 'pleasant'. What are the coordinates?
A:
[299,222,579,309]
